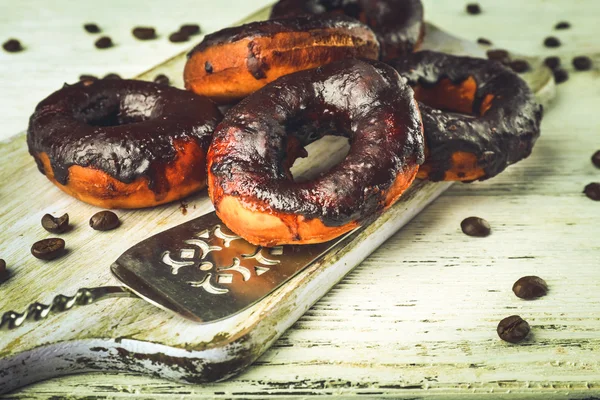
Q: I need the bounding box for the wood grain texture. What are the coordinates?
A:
[0,0,599,398]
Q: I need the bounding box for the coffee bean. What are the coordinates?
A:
[584,182,600,201]
[3,39,23,53]
[179,24,201,36]
[544,56,561,71]
[509,59,530,73]
[591,150,600,168]
[153,74,170,86]
[169,31,189,43]
[205,61,213,74]
[95,36,113,49]
[486,49,510,64]
[544,36,561,48]
[79,74,98,81]
[466,3,481,15]
[132,27,157,40]
[0,259,7,280]
[553,68,568,84]
[555,21,570,30]
[512,276,548,299]
[41,213,69,234]
[460,217,491,237]
[497,315,530,343]
[103,73,121,80]
[90,211,120,231]
[31,238,66,261]
[84,23,101,33]
[477,37,492,46]
[572,56,592,71]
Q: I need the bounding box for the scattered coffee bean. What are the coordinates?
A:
[544,36,561,48]
[512,276,548,299]
[572,56,592,71]
[555,21,570,30]
[553,68,568,84]
[169,31,189,43]
[205,61,213,74]
[84,23,101,33]
[583,182,600,201]
[509,59,530,73]
[41,213,69,234]
[132,27,157,40]
[179,24,201,36]
[103,73,121,80]
[3,39,23,53]
[466,3,481,15]
[460,217,491,237]
[591,150,600,168]
[153,74,170,86]
[477,37,492,46]
[89,211,120,231]
[486,49,510,64]
[31,238,66,261]
[0,259,7,280]
[95,36,113,49]
[543,56,561,71]
[79,74,98,81]
[497,315,530,343]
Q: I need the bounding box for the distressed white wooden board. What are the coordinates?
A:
[0,3,571,400]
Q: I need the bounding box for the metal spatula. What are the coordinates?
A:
[0,211,355,330]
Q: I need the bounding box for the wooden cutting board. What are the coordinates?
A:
[0,5,554,394]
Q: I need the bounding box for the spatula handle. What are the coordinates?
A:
[0,286,137,331]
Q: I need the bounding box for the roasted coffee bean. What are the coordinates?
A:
[103,73,121,80]
[572,56,592,71]
[41,213,69,234]
[0,259,6,276]
[460,217,491,237]
[79,74,98,81]
[95,36,113,49]
[584,182,600,201]
[89,211,120,231]
[477,37,492,46]
[205,61,213,74]
[512,276,548,299]
[132,27,157,40]
[31,238,66,260]
[555,21,570,30]
[179,24,201,36]
[84,23,101,33]
[553,68,568,84]
[486,49,510,64]
[169,31,189,43]
[497,315,530,343]
[509,59,530,73]
[466,3,481,15]
[153,74,170,86]
[544,56,561,70]
[591,150,600,168]
[3,39,23,53]
[544,36,561,48]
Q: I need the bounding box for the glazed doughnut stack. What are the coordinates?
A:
[26,0,542,246]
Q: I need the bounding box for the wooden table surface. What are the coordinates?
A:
[1,0,599,398]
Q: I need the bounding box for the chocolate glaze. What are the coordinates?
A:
[270,0,424,60]
[188,14,372,57]
[27,79,222,191]
[209,59,424,227]
[389,50,543,181]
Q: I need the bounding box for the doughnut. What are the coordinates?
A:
[270,0,424,61]
[389,51,543,182]
[27,79,222,209]
[184,15,379,105]
[207,58,424,246]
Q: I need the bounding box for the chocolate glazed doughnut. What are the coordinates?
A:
[207,59,424,246]
[390,51,543,181]
[27,79,222,208]
[270,0,424,60]
[184,15,379,105]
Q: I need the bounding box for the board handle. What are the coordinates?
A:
[0,286,136,331]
